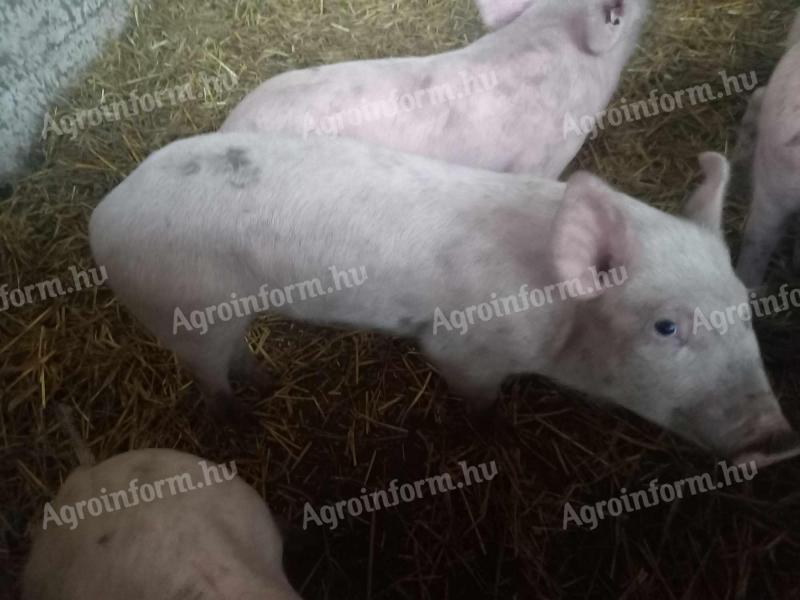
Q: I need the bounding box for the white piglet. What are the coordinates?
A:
[736,11,800,288]
[220,0,649,177]
[90,132,800,467]
[23,447,301,600]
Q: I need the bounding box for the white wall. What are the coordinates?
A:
[0,0,135,187]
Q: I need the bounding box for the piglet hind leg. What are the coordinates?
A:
[166,320,253,424]
[736,184,792,289]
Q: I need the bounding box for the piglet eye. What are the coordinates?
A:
[655,320,678,337]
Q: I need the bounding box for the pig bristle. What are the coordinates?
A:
[3,0,800,598]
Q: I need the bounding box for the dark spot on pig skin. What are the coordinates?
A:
[213,147,261,189]
[351,84,364,95]
[420,75,433,88]
[180,160,200,176]
[225,147,250,171]
[788,132,800,147]
[229,169,261,189]
[96,532,113,546]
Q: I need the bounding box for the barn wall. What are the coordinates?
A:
[0,0,135,187]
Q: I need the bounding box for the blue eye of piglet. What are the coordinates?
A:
[655,320,678,337]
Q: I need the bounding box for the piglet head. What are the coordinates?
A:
[549,153,800,468]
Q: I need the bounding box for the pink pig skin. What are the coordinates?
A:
[22,449,301,600]
[90,132,800,467]
[736,14,800,288]
[221,0,649,178]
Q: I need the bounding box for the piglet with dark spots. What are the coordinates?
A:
[221,0,649,177]
[89,132,800,468]
[736,10,800,287]
[22,448,301,600]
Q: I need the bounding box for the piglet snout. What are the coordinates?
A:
[731,413,800,469]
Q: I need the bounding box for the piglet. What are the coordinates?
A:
[23,444,301,600]
[220,0,649,177]
[89,132,800,467]
[736,11,800,288]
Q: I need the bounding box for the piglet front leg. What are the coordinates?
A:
[421,335,508,415]
[229,339,276,395]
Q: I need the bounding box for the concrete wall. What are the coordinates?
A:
[0,0,135,188]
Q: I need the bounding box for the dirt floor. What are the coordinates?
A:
[2,0,800,598]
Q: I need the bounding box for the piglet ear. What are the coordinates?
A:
[684,152,729,234]
[584,1,626,55]
[475,0,534,30]
[551,172,635,300]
